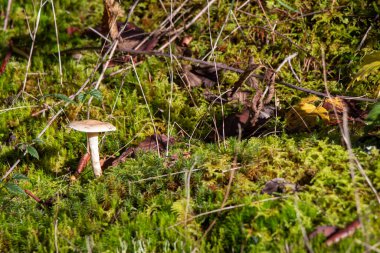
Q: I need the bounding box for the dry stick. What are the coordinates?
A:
[260,52,298,99]
[50,0,63,87]
[229,11,246,42]
[54,219,59,253]
[0,105,38,114]
[356,15,378,52]
[86,40,119,119]
[230,63,260,96]
[165,1,176,158]
[236,0,250,11]
[321,46,363,214]
[88,27,112,42]
[184,161,196,227]
[355,240,380,253]
[17,0,47,101]
[24,8,33,39]
[202,128,242,237]
[24,189,41,202]
[202,0,233,62]
[213,60,227,146]
[32,61,134,118]
[129,56,160,156]
[158,0,217,51]
[130,164,242,185]
[158,0,167,14]
[134,0,190,50]
[116,48,378,102]
[288,57,302,83]
[126,0,140,22]
[170,196,285,228]
[205,1,233,147]
[3,0,12,30]
[321,47,379,249]
[202,156,238,238]
[256,0,275,42]
[294,195,314,253]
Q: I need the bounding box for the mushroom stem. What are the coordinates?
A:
[87,132,102,177]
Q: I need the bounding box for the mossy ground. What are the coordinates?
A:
[0,0,379,252]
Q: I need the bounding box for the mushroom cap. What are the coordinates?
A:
[69,120,116,133]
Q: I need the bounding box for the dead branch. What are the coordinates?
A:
[115,48,378,103]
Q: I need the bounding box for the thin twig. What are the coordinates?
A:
[50,0,63,87]
[0,105,38,114]
[88,27,112,42]
[17,0,47,101]
[126,0,140,22]
[184,161,196,226]
[24,189,43,203]
[170,196,286,228]
[356,15,378,52]
[294,195,314,253]
[135,0,190,50]
[115,48,378,102]
[158,0,217,51]
[54,219,59,253]
[129,56,160,156]
[87,40,119,119]
[355,239,380,253]
[256,0,275,42]
[322,47,379,250]
[203,156,238,238]
[3,0,12,30]
[202,0,234,62]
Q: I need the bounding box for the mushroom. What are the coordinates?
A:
[69,120,116,177]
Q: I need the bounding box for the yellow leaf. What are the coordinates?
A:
[300,95,321,104]
[314,107,330,121]
[300,103,317,113]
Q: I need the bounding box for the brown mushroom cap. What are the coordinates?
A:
[69,120,116,133]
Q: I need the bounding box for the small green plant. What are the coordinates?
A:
[0,173,29,196]
[366,102,380,129]
[17,141,42,160]
[77,89,103,103]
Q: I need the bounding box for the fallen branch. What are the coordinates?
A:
[115,48,378,103]
[24,189,43,204]
[61,46,377,102]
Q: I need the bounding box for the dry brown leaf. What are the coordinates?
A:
[109,134,175,167]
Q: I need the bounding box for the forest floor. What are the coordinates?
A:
[0,0,380,252]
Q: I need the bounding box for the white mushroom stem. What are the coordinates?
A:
[87,132,102,177]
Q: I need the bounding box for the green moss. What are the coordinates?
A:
[1,0,380,251]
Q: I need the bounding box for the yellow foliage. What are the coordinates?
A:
[300,103,317,113]
[286,95,330,131]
